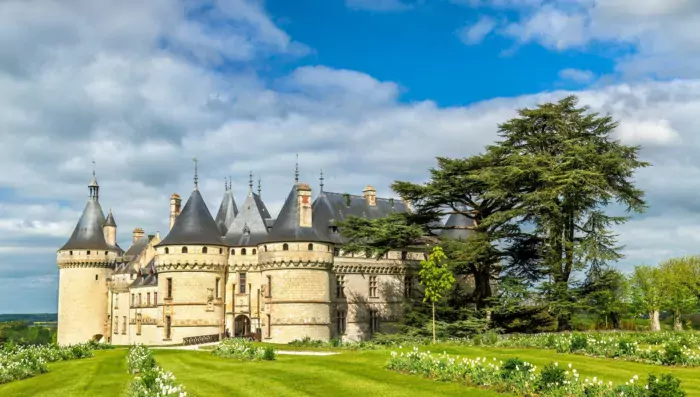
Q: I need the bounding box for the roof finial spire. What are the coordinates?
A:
[92,159,96,178]
[193,157,199,190]
[294,153,299,184]
[320,169,324,193]
[249,171,253,193]
[224,176,228,191]
[89,159,99,200]
[229,175,232,191]
[257,176,261,198]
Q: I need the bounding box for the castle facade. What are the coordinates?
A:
[57,169,463,346]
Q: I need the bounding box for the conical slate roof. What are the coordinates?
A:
[265,184,330,243]
[215,189,238,236]
[440,212,476,240]
[104,210,117,227]
[156,189,225,246]
[223,192,270,246]
[59,199,112,251]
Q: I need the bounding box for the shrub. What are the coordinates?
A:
[647,374,685,397]
[570,333,588,352]
[212,338,274,361]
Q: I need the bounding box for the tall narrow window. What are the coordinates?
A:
[122,316,127,335]
[114,319,119,334]
[95,274,99,281]
[267,314,271,338]
[165,247,169,254]
[167,278,173,298]
[239,273,247,294]
[369,310,379,333]
[337,310,347,334]
[369,276,378,298]
[136,314,142,335]
[404,275,413,298]
[267,276,272,297]
[336,275,345,298]
[165,315,172,339]
[215,277,221,298]
[115,294,119,309]
[154,292,158,306]
[138,293,142,307]
[401,251,407,260]
[131,293,135,307]
[333,247,340,256]
[147,292,151,306]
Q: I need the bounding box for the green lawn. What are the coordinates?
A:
[0,349,130,397]
[2,345,700,396]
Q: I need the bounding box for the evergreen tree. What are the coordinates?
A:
[481,96,649,329]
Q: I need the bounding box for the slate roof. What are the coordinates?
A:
[123,235,153,261]
[104,210,117,227]
[265,184,331,243]
[223,192,270,247]
[60,199,115,251]
[156,189,225,247]
[215,189,238,236]
[312,191,410,244]
[440,212,476,240]
[130,259,158,288]
[114,261,138,275]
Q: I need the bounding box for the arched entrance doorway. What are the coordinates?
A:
[234,315,250,337]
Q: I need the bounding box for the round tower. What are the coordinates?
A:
[57,172,121,345]
[155,179,227,345]
[258,182,334,343]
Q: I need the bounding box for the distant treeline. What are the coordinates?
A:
[0,313,57,324]
[0,321,57,345]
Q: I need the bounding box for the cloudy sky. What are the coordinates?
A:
[1,0,698,313]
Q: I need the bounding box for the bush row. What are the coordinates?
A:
[0,342,96,384]
[126,345,188,397]
[212,338,276,361]
[387,348,686,397]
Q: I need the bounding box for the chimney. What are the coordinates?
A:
[170,193,182,230]
[132,227,145,243]
[297,183,312,228]
[362,185,377,206]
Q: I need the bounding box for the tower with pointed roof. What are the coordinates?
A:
[215,178,238,236]
[56,171,123,345]
[153,160,228,344]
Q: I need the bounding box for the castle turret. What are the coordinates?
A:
[104,210,117,247]
[215,177,238,236]
[259,182,334,343]
[57,170,121,345]
[169,193,181,230]
[154,162,227,344]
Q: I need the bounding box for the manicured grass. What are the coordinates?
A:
[0,349,130,397]
[154,349,503,397]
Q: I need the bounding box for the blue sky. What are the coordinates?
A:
[1,0,700,313]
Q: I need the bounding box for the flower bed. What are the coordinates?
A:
[212,338,275,361]
[288,336,380,351]
[0,342,95,384]
[387,348,686,396]
[126,345,188,397]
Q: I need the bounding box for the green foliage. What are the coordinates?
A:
[537,363,566,391]
[0,321,56,346]
[212,338,276,361]
[419,246,455,305]
[647,374,686,397]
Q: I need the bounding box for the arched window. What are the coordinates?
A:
[182,246,188,254]
[308,243,314,251]
[202,247,208,254]
[252,249,257,255]
[69,251,73,255]
[241,248,247,255]
[231,249,236,255]
[264,245,268,252]
[87,250,91,255]
[282,243,289,251]
[165,247,169,254]
[219,248,223,254]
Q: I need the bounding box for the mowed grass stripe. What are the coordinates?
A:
[154,349,504,397]
[0,349,130,397]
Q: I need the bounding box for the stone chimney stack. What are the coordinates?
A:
[362,185,377,206]
[132,227,145,243]
[297,183,312,228]
[169,193,182,230]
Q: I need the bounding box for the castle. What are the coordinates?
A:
[56,164,470,346]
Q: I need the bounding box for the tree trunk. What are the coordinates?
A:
[431,301,436,344]
[473,267,493,310]
[650,310,661,331]
[674,310,683,331]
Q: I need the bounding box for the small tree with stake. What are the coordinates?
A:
[419,246,455,343]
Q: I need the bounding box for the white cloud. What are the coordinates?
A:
[559,68,596,83]
[457,16,497,45]
[345,0,416,12]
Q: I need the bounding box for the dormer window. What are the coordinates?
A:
[202,247,208,254]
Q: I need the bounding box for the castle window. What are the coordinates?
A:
[369,310,380,333]
[369,276,378,298]
[202,247,208,254]
[166,278,173,299]
[131,293,135,307]
[215,277,220,299]
[115,294,119,309]
[69,251,73,255]
[114,319,118,334]
[231,249,235,255]
[266,314,271,338]
[165,315,172,339]
[219,248,223,254]
[181,247,188,254]
[267,276,272,297]
[138,293,142,307]
[87,250,91,255]
[336,275,345,298]
[401,251,407,260]
[252,248,257,255]
[122,316,127,335]
[147,292,151,306]
[165,247,169,254]
[239,273,247,294]
[404,275,413,298]
[241,248,247,255]
[95,274,99,281]
[336,310,347,335]
[282,243,289,251]
[105,251,108,255]
[154,292,158,306]
[264,245,268,252]
[331,226,338,234]
[308,243,314,251]
[333,248,340,256]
